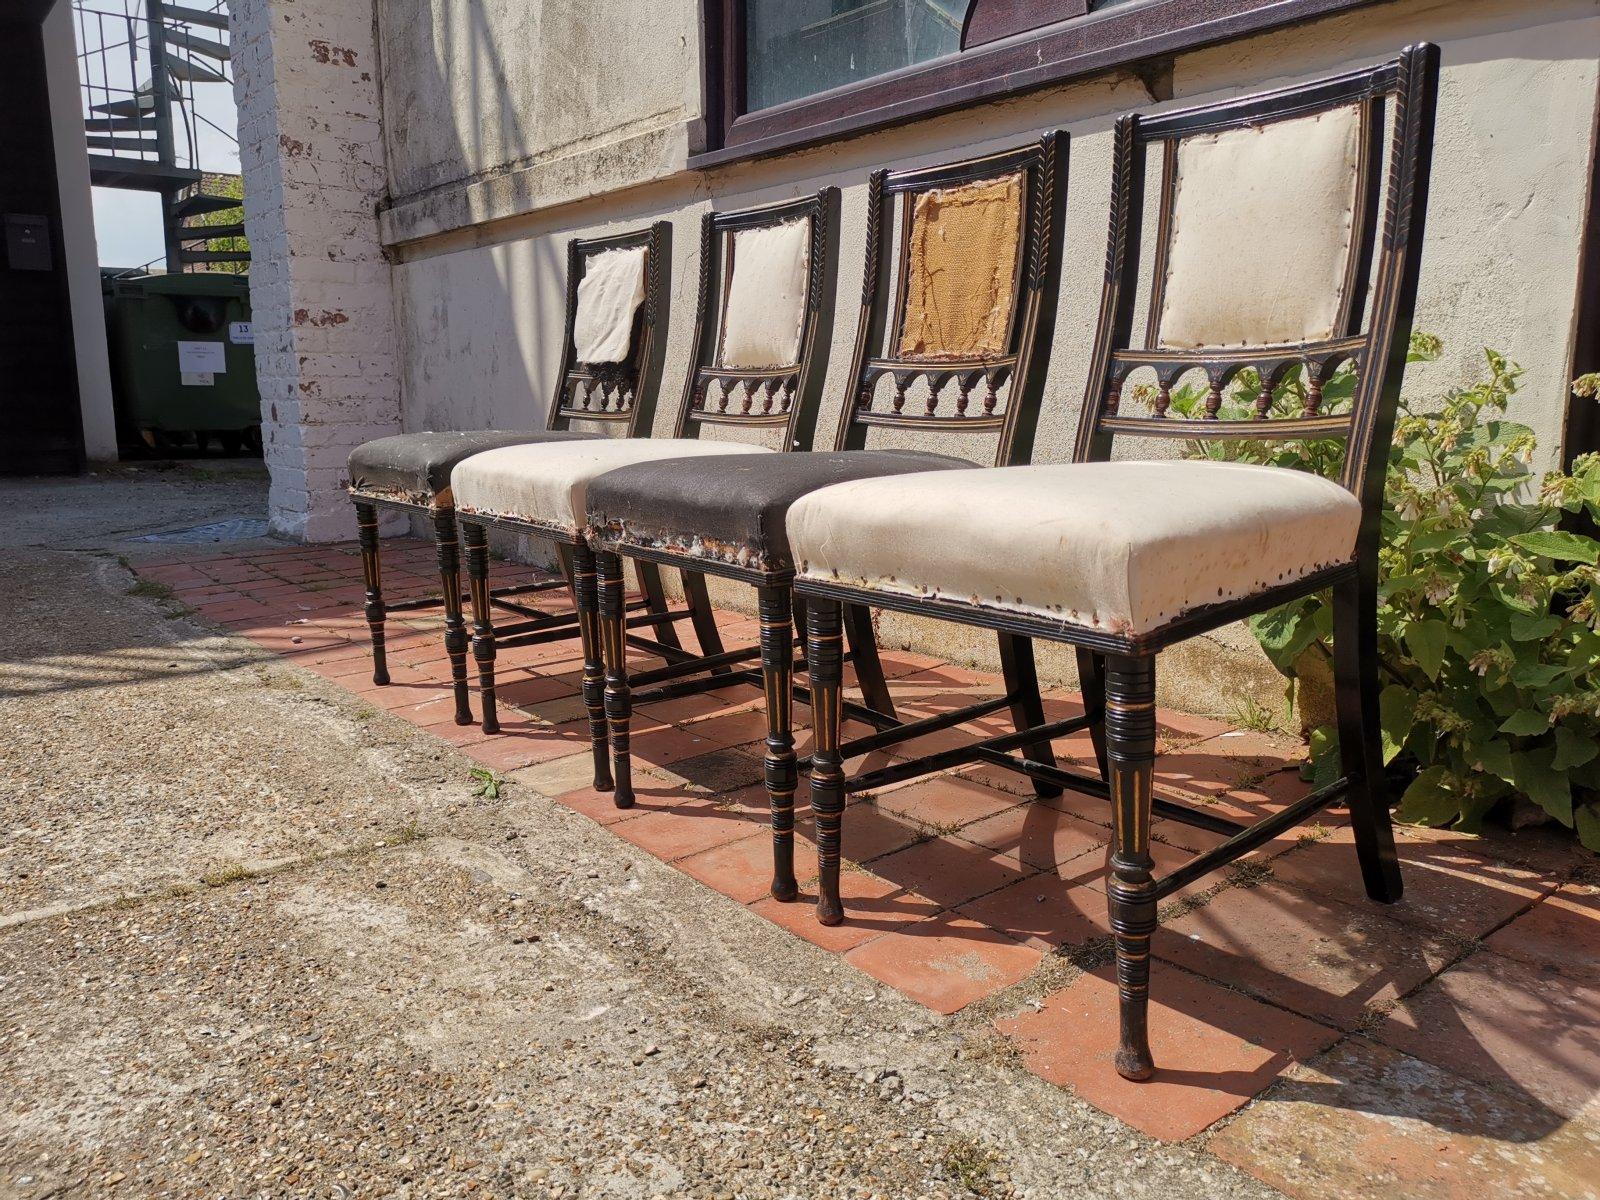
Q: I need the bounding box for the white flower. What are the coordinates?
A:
[1486,549,1525,580]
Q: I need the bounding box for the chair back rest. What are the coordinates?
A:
[1074,44,1440,533]
[835,132,1068,466]
[674,189,841,449]
[548,221,672,435]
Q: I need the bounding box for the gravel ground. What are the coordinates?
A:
[0,466,1283,1200]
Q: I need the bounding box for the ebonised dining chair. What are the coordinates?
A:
[344,223,691,728]
[584,135,1070,902]
[787,45,1439,1080]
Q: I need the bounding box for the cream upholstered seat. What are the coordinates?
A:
[787,460,1361,637]
[451,438,775,536]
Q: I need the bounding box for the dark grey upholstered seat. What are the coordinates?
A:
[586,449,975,573]
[347,430,600,507]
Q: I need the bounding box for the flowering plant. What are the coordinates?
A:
[1166,338,1600,849]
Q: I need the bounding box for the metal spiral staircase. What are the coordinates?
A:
[74,0,247,273]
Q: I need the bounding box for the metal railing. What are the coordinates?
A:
[73,0,236,174]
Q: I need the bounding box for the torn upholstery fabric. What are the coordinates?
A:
[898,173,1023,361]
[573,245,648,364]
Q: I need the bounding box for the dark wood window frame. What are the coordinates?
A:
[696,0,1391,169]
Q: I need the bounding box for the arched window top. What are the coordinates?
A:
[963,1,1084,50]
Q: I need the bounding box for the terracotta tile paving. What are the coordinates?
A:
[1159,880,1463,1030]
[675,828,819,905]
[134,537,1600,1184]
[868,835,1039,911]
[1210,1038,1600,1199]
[1484,882,1600,981]
[1269,826,1560,941]
[954,869,1115,951]
[1370,948,1600,1120]
[997,966,1341,1142]
[871,772,1021,830]
[955,802,1110,871]
[749,872,943,955]
[612,799,761,862]
[844,913,1043,1015]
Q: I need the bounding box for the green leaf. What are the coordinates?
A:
[1396,766,1460,827]
[1576,804,1600,854]
[1553,725,1599,772]
[1379,686,1416,765]
[1249,603,1321,673]
[1509,611,1562,642]
[1509,531,1600,565]
[1497,709,1550,736]
[1306,725,1342,789]
[1511,749,1573,827]
[1512,662,1566,689]
[1454,787,1506,835]
[1405,620,1449,681]
[1570,630,1600,674]
[1473,738,1516,783]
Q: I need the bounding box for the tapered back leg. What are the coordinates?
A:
[680,568,729,668]
[1332,572,1403,902]
[997,632,1062,799]
[843,603,895,722]
[462,521,500,735]
[636,561,683,652]
[597,551,637,808]
[433,508,473,726]
[1075,647,1110,782]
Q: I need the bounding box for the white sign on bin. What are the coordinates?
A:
[177,340,227,374]
[230,321,254,345]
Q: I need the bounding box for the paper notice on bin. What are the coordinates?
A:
[181,372,215,387]
[177,341,227,374]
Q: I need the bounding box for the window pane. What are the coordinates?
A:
[745,0,966,112]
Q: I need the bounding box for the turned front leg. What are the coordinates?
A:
[806,598,846,926]
[1104,653,1158,1081]
[355,502,389,686]
[597,551,635,809]
[434,508,473,726]
[462,520,500,735]
[760,585,799,902]
[572,544,614,793]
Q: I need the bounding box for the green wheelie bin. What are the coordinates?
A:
[104,271,262,455]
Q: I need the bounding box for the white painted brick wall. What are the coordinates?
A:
[229,0,402,542]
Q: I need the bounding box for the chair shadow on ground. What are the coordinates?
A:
[586,672,1590,1143]
[130,537,1594,1148]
